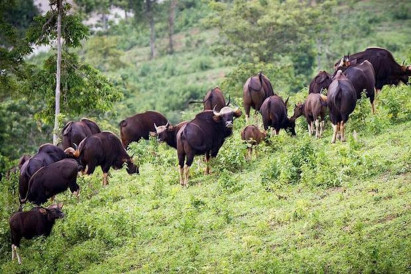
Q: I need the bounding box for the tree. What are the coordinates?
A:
[129,0,158,60]
[26,1,122,143]
[168,0,178,54]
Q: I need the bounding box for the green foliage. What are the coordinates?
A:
[27,3,89,48]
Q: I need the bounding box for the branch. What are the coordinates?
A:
[42,13,56,33]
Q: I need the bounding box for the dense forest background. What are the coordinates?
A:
[0,0,410,272]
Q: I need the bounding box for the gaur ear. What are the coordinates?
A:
[233,108,242,118]
[58,203,63,209]
[149,131,156,137]
[316,73,327,84]
[212,115,222,122]
[168,125,174,131]
[39,208,47,215]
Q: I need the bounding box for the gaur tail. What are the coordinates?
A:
[188,100,204,104]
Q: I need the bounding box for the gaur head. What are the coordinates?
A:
[286,118,296,136]
[40,203,65,221]
[292,103,304,119]
[154,122,170,142]
[213,106,242,128]
[126,159,139,175]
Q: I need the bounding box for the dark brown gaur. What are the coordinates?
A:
[334,60,376,114]
[291,93,328,138]
[327,71,357,143]
[62,118,101,150]
[65,132,138,186]
[243,72,274,124]
[119,111,168,148]
[309,71,333,94]
[189,87,230,111]
[240,125,267,160]
[260,95,296,136]
[9,203,64,265]
[177,107,242,186]
[152,121,188,149]
[334,47,411,91]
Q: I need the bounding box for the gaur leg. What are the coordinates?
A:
[275,129,280,136]
[315,119,320,138]
[247,147,252,161]
[341,121,346,142]
[370,88,376,114]
[331,123,338,143]
[101,164,111,186]
[177,148,186,186]
[204,152,211,175]
[244,104,250,124]
[320,120,325,137]
[11,245,14,260]
[12,245,21,264]
[184,152,195,187]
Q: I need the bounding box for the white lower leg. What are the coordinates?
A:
[184,165,190,187]
[320,121,325,137]
[103,173,108,186]
[315,120,320,138]
[331,124,337,143]
[11,245,15,260]
[307,124,311,135]
[13,245,21,264]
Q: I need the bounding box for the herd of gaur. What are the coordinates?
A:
[6,47,411,264]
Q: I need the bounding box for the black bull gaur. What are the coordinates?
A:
[177,107,242,186]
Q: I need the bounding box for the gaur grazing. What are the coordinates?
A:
[327,70,357,143]
[260,95,296,136]
[62,118,101,149]
[177,107,242,186]
[119,111,168,148]
[19,144,67,204]
[240,125,267,160]
[334,47,411,91]
[291,93,328,138]
[309,71,333,94]
[20,159,81,206]
[152,121,188,149]
[243,72,275,123]
[189,87,230,111]
[335,60,376,114]
[9,203,64,265]
[65,132,139,186]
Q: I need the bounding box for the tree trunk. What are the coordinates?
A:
[168,0,177,54]
[53,0,62,145]
[146,0,155,59]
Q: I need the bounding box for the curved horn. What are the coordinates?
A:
[154,123,158,131]
[213,106,220,116]
[285,96,290,107]
[226,95,231,106]
[165,122,169,128]
[73,143,78,150]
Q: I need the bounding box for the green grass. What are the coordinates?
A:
[1,85,410,273]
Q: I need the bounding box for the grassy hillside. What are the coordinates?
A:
[0,84,410,272]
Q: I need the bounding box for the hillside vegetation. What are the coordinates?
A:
[1,0,411,272]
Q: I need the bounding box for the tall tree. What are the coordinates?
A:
[129,0,157,60]
[54,0,63,145]
[27,1,122,142]
[168,0,178,54]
